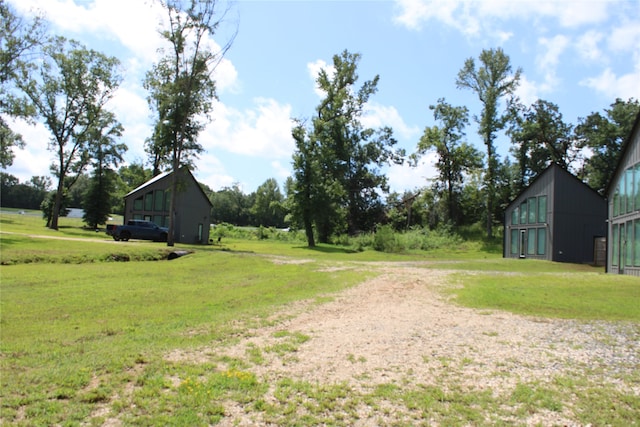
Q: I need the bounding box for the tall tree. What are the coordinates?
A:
[14,36,121,229]
[145,0,235,246]
[0,1,46,168]
[290,50,403,245]
[83,111,126,228]
[575,98,640,194]
[456,47,521,238]
[289,123,322,246]
[416,98,483,225]
[315,51,403,237]
[251,177,285,228]
[507,99,574,192]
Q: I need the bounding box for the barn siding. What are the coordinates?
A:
[607,113,640,275]
[504,164,606,264]
[123,169,212,244]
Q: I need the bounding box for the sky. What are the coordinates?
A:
[4,0,640,195]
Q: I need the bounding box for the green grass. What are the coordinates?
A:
[1,210,638,425]
[1,251,368,425]
[447,271,640,321]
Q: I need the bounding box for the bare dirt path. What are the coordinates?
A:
[168,263,640,426]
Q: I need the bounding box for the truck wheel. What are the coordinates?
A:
[112,235,120,241]
[120,231,130,241]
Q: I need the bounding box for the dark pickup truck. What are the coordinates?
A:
[106,220,169,242]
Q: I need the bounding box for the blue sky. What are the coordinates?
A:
[5,0,640,195]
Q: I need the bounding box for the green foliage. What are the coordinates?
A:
[40,190,70,227]
[507,99,574,192]
[144,0,235,245]
[83,169,116,228]
[209,183,255,226]
[83,110,126,228]
[353,224,465,254]
[14,35,122,230]
[456,47,521,238]
[210,223,305,243]
[0,173,50,209]
[373,224,401,253]
[0,1,46,168]
[290,50,404,246]
[575,98,640,194]
[417,98,483,226]
[252,178,286,228]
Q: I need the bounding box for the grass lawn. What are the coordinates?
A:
[1,211,638,425]
[447,271,640,321]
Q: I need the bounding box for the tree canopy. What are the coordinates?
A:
[416,98,482,225]
[576,98,640,194]
[14,36,122,229]
[456,47,521,238]
[289,50,403,246]
[0,1,47,168]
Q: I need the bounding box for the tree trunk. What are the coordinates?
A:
[486,146,494,239]
[50,179,64,230]
[167,161,178,247]
[304,215,315,247]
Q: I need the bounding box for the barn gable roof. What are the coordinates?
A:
[124,168,212,208]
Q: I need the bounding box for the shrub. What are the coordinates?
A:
[373,225,402,253]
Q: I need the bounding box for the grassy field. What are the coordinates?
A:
[1,211,638,426]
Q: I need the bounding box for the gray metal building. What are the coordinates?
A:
[606,112,640,275]
[504,163,606,264]
[124,168,212,244]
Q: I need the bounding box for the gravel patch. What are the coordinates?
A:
[166,265,640,425]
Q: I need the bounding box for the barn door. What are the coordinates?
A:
[519,230,526,258]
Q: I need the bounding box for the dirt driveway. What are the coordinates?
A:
[167,263,640,426]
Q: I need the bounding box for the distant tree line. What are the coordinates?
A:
[2,2,639,242]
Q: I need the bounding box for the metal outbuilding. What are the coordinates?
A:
[605,112,640,275]
[504,163,606,264]
[124,168,212,244]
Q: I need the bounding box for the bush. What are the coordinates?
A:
[210,223,306,243]
[335,224,465,254]
[373,225,402,253]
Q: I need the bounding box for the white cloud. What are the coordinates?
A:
[393,0,610,35]
[387,151,438,193]
[270,160,292,183]
[192,154,236,191]
[580,65,640,100]
[10,0,166,63]
[362,103,420,141]
[514,75,541,106]
[576,30,605,63]
[551,1,609,28]
[214,57,240,94]
[536,35,570,91]
[10,0,238,80]
[4,118,53,182]
[203,98,294,159]
[538,35,569,70]
[608,19,640,53]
